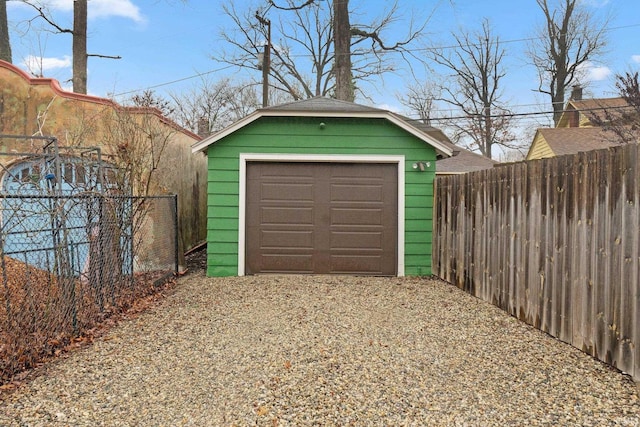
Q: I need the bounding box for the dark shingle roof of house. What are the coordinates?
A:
[435,145,498,174]
[539,127,618,156]
[265,96,386,113]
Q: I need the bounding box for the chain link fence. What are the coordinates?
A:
[0,193,178,382]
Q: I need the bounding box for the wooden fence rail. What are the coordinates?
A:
[433,143,640,381]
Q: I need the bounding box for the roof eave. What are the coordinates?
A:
[191,109,454,157]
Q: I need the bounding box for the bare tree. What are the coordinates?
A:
[100,107,174,197]
[0,0,11,62]
[218,1,333,101]
[399,81,441,125]
[591,72,640,144]
[14,0,115,93]
[130,89,175,118]
[12,0,133,93]
[15,0,89,92]
[169,77,262,135]
[527,0,608,125]
[215,0,428,102]
[431,19,514,159]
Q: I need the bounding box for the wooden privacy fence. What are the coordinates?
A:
[433,143,640,381]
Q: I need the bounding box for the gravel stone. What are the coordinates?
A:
[1,273,638,426]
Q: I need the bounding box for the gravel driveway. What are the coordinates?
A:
[1,272,639,426]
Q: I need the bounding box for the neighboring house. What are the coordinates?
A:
[192,97,455,277]
[0,60,207,263]
[527,127,615,160]
[435,146,497,174]
[556,93,634,129]
[526,87,631,160]
[401,119,498,175]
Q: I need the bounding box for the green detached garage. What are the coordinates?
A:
[191,97,453,277]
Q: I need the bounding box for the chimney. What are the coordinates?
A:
[570,85,583,101]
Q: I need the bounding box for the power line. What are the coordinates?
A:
[405,23,640,54]
[269,22,640,58]
[416,103,635,123]
[112,65,236,97]
[112,21,640,96]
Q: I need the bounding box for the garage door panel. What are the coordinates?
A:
[259,254,314,273]
[260,183,314,201]
[246,162,397,275]
[259,165,316,178]
[249,162,314,178]
[260,230,314,249]
[331,184,384,202]
[330,231,382,250]
[330,163,387,179]
[331,208,383,226]
[330,255,385,274]
[261,206,314,225]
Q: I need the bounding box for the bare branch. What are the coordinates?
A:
[430,19,515,158]
[88,54,122,60]
[590,72,640,144]
[527,0,609,125]
[398,81,441,126]
[349,1,426,52]
[268,0,316,10]
[168,77,263,134]
[19,1,73,34]
[215,0,432,101]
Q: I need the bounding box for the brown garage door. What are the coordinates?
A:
[245,162,397,275]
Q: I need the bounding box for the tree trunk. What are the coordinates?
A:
[532,0,606,126]
[72,0,88,94]
[333,0,353,102]
[483,105,492,157]
[0,0,11,63]
[552,81,566,126]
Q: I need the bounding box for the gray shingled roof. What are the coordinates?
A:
[264,96,386,113]
[435,146,498,174]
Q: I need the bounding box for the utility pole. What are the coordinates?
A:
[256,12,271,108]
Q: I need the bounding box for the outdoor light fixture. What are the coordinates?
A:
[412,161,430,171]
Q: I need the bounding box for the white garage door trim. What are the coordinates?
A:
[238,153,405,276]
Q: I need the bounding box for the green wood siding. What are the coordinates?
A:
[206,116,437,276]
